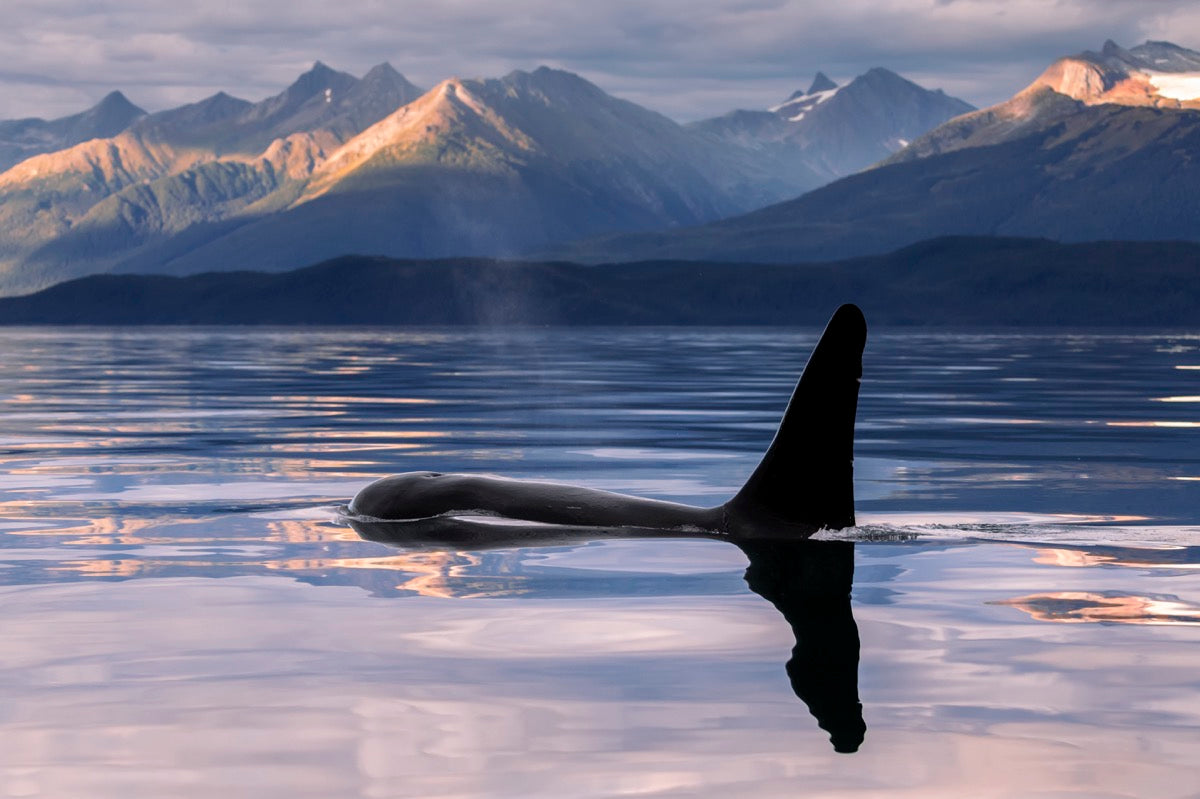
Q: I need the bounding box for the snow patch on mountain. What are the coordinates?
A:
[770,87,839,117]
[1148,73,1200,100]
[1031,41,1200,107]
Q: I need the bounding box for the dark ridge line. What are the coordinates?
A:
[2,235,1199,326]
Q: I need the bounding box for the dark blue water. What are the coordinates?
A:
[1,327,1198,797]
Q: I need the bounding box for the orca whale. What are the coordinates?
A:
[348,303,867,538]
[345,304,869,752]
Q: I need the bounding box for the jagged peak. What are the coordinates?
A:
[85,90,146,119]
[73,90,147,137]
[777,73,839,104]
[363,62,401,80]
[840,67,954,99]
[422,76,484,110]
[498,67,531,82]
[97,90,134,107]
[1028,39,1200,105]
[1068,39,1200,74]
[500,66,543,84]
[860,66,904,81]
[1128,40,1200,72]
[767,66,970,118]
[281,61,358,100]
[1137,40,1194,54]
[535,64,594,82]
[134,90,250,128]
[807,72,838,94]
[206,91,247,106]
[833,68,913,97]
[438,76,470,93]
[1032,45,1142,104]
[358,62,421,97]
[509,66,594,86]
[493,66,606,104]
[300,73,532,200]
[1101,39,1125,58]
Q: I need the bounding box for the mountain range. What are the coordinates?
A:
[689,68,973,183]
[550,40,1200,264]
[0,63,970,296]
[0,61,423,295]
[4,39,1199,302]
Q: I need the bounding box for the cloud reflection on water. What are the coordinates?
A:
[4,327,1200,794]
[993,591,1200,625]
[3,538,1200,797]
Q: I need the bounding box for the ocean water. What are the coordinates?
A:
[1,325,1198,798]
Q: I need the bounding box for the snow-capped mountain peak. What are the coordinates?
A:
[1031,39,1200,106]
[768,73,841,120]
[775,89,839,121]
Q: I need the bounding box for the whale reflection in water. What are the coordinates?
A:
[345,305,868,752]
[350,516,866,753]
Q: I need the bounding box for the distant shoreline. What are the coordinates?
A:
[2,236,1198,327]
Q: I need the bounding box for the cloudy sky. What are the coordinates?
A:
[3,0,1200,122]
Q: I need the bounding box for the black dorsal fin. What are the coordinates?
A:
[726,304,866,531]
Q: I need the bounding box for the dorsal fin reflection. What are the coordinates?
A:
[350,516,865,753]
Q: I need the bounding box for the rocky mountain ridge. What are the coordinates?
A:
[885,40,1200,167]
[688,67,974,183]
[0,62,424,294]
[0,61,968,296]
[1032,39,1200,108]
[544,39,1200,265]
[109,66,762,281]
[0,91,146,173]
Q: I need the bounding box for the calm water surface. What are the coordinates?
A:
[1,326,1199,798]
